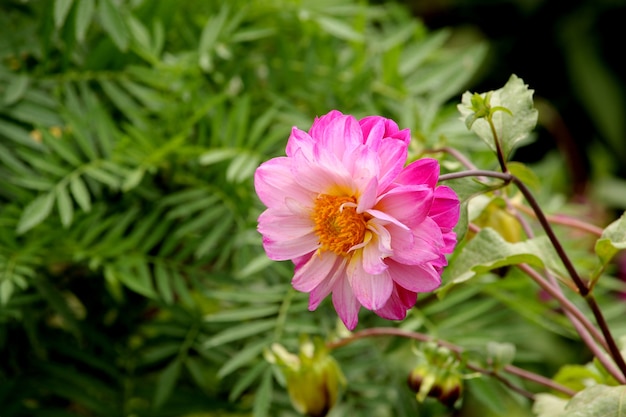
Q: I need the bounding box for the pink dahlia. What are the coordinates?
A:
[254,110,459,330]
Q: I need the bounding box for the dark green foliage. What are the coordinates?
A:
[2,0,622,416]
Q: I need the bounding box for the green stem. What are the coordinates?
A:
[486,116,508,173]
[439,168,626,380]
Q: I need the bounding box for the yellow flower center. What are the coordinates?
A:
[312,194,367,256]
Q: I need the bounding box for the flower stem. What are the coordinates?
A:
[486,116,508,173]
[326,327,576,397]
[439,168,626,380]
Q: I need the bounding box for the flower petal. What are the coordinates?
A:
[258,209,313,241]
[308,258,347,310]
[332,276,361,330]
[254,157,312,208]
[374,286,415,320]
[262,233,318,261]
[347,252,393,310]
[292,252,340,293]
[375,185,432,227]
[430,185,460,231]
[395,158,440,188]
[387,259,442,293]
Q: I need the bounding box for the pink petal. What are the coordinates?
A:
[360,233,389,275]
[286,127,315,159]
[387,259,442,293]
[429,185,460,230]
[357,177,379,213]
[262,233,318,261]
[332,276,361,330]
[258,209,313,241]
[292,252,341,293]
[395,158,440,188]
[388,219,442,265]
[374,286,413,320]
[318,115,363,160]
[377,139,408,190]
[359,116,386,149]
[309,110,344,139]
[254,157,312,208]
[347,253,393,310]
[291,150,353,194]
[375,185,432,227]
[308,258,347,310]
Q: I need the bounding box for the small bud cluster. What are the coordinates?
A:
[407,343,463,407]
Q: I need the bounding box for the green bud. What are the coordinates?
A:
[407,343,464,408]
[266,337,346,417]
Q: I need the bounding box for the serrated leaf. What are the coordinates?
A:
[153,358,182,409]
[98,0,129,51]
[54,0,74,28]
[69,175,91,212]
[17,192,55,234]
[4,74,30,105]
[56,185,74,228]
[75,0,95,42]
[595,211,626,267]
[458,74,538,157]
[441,228,566,294]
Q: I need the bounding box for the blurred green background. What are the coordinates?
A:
[1,0,625,416]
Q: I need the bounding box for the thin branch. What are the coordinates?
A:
[513,203,604,237]
[327,327,576,397]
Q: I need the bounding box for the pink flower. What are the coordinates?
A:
[254,110,459,330]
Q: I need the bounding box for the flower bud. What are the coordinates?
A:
[266,337,346,417]
[407,343,464,408]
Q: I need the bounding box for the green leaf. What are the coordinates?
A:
[315,16,364,42]
[252,367,273,417]
[41,130,83,167]
[440,228,566,293]
[203,319,275,349]
[75,0,95,42]
[198,6,229,72]
[486,341,516,371]
[532,393,568,417]
[0,119,45,150]
[533,385,626,417]
[54,0,74,28]
[595,211,626,267]
[56,184,74,227]
[204,305,279,323]
[17,192,55,234]
[198,148,237,165]
[69,175,92,212]
[217,339,269,379]
[508,161,541,191]
[458,74,538,157]
[97,0,129,51]
[4,74,30,105]
[154,263,173,305]
[153,358,182,409]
